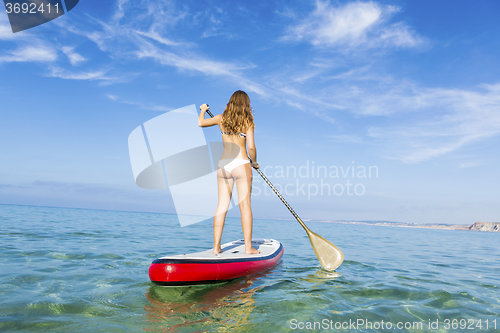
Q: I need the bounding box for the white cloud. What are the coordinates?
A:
[362,84,500,163]
[133,29,182,46]
[134,42,242,77]
[1,0,273,97]
[198,8,228,38]
[0,15,16,40]
[109,0,187,34]
[1,15,87,69]
[112,0,129,23]
[61,46,87,66]
[105,94,119,101]
[459,161,482,168]
[105,93,172,112]
[128,34,269,96]
[378,22,423,48]
[49,1,266,92]
[282,1,424,49]
[0,44,57,63]
[264,64,500,163]
[46,66,112,81]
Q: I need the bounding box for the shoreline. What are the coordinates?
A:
[315,220,500,233]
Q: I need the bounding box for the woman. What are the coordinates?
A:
[198,90,260,255]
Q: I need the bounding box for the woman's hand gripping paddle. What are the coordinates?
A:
[203,104,344,270]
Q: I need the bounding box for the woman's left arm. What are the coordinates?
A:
[198,104,221,127]
[246,125,259,169]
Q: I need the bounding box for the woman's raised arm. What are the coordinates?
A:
[198,104,221,127]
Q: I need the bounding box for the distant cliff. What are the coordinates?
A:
[469,222,500,232]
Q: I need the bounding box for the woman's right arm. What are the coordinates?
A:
[198,104,221,127]
[246,126,259,169]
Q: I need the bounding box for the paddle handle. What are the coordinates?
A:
[204,106,309,231]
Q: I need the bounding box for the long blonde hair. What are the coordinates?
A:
[221,90,254,134]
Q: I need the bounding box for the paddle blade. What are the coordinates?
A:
[306,230,344,271]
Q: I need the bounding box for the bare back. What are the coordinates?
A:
[219,127,250,161]
[198,111,257,165]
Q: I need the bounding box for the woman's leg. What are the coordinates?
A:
[213,168,233,254]
[233,163,260,254]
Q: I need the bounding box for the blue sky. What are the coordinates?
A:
[1,0,499,225]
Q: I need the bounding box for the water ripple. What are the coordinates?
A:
[1,205,499,332]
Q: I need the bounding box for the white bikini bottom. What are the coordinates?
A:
[218,159,250,173]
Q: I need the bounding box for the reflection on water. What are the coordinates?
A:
[143,265,343,332]
[310,269,342,280]
[144,278,260,332]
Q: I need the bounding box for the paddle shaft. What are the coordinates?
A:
[205,108,309,231]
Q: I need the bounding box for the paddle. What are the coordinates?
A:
[204,106,344,271]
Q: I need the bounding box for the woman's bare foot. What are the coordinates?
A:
[245,247,260,254]
[213,247,223,255]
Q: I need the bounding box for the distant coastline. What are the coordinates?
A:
[1,203,498,233]
[316,220,500,233]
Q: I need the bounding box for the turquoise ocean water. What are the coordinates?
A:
[0,204,499,332]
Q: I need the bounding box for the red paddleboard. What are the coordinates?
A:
[149,239,283,286]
